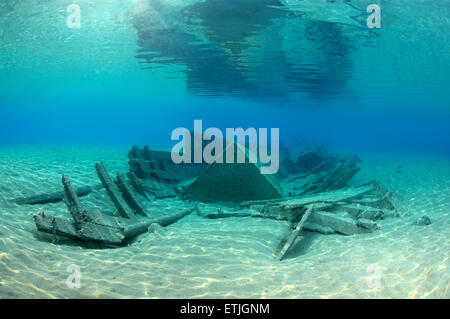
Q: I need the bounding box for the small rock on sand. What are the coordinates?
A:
[413,215,432,226]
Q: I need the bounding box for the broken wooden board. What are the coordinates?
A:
[335,203,393,220]
[128,146,207,182]
[280,184,374,210]
[149,182,178,199]
[34,207,196,246]
[33,210,126,245]
[124,207,194,238]
[33,212,79,240]
[297,161,359,195]
[61,174,127,244]
[62,174,91,226]
[307,211,377,236]
[95,163,135,219]
[240,183,375,208]
[274,205,314,260]
[296,147,329,172]
[126,171,149,200]
[182,143,283,202]
[116,173,146,216]
[14,184,103,205]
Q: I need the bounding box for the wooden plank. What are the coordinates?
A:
[123,207,195,238]
[15,184,102,205]
[314,163,345,193]
[62,174,90,225]
[95,162,135,219]
[76,220,125,244]
[33,212,79,239]
[308,211,374,235]
[327,165,359,191]
[274,205,314,260]
[61,175,128,244]
[34,207,195,245]
[150,183,177,198]
[116,173,146,216]
[126,171,150,200]
[140,179,161,191]
[240,184,374,208]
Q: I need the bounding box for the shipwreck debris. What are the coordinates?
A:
[33,174,195,246]
[14,184,103,205]
[96,162,136,219]
[128,145,206,183]
[28,144,397,258]
[275,204,314,260]
[181,143,283,202]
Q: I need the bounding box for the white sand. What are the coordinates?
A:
[0,146,448,298]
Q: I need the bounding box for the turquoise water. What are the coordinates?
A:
[1,0,449,153]
[0,0,449,299]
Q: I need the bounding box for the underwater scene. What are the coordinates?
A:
[0,0,449,299]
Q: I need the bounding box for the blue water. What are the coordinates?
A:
[0,0,449,154]
[1,0,450,300]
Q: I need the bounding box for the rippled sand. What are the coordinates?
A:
[0,146,448,298]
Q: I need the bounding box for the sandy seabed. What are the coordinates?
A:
[0,146,448,298]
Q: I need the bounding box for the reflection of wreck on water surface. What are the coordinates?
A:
[132,0,362,101]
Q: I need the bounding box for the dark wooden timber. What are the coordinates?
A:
[33,207,195,245]
[275,205,314,260]
[126,171,149,200]
[14,184,102,205]
[116,173,146,216]
[95,162,135,219]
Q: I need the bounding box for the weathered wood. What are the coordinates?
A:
[77,219,125,244]
[14,184,102,205]
[33,212,79,239]
[327,165,360,191]
[336,203,388,220]
[275,205,314,260]
[95,162,135,219]
[128,146,206,182]
[124,207,194,238]
[140,179,161,191]
[150,182,178,198]
[240,184,374,208]
[182,143,283,202]
[296,148,327,172]
[352,195,395,210]
[33,208,195,245]
[314,163,345,193]
[307,211,375,235]
[61,175,127,244]
[116,173,146,216]
[62,174,90,225]
[126,171,149,200]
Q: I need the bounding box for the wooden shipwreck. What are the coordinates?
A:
[18,145,397,259]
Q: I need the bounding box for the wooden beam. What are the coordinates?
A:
[33,212,79,239]
[116,173,146,216]
[33,207,196,245]
[274,205,314,260]
[14,184,102,205]
[240,184,374,208]
[62,174,90,225]
[95,163,135,219]
[126,171,149,200]
[123,207,194,238]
